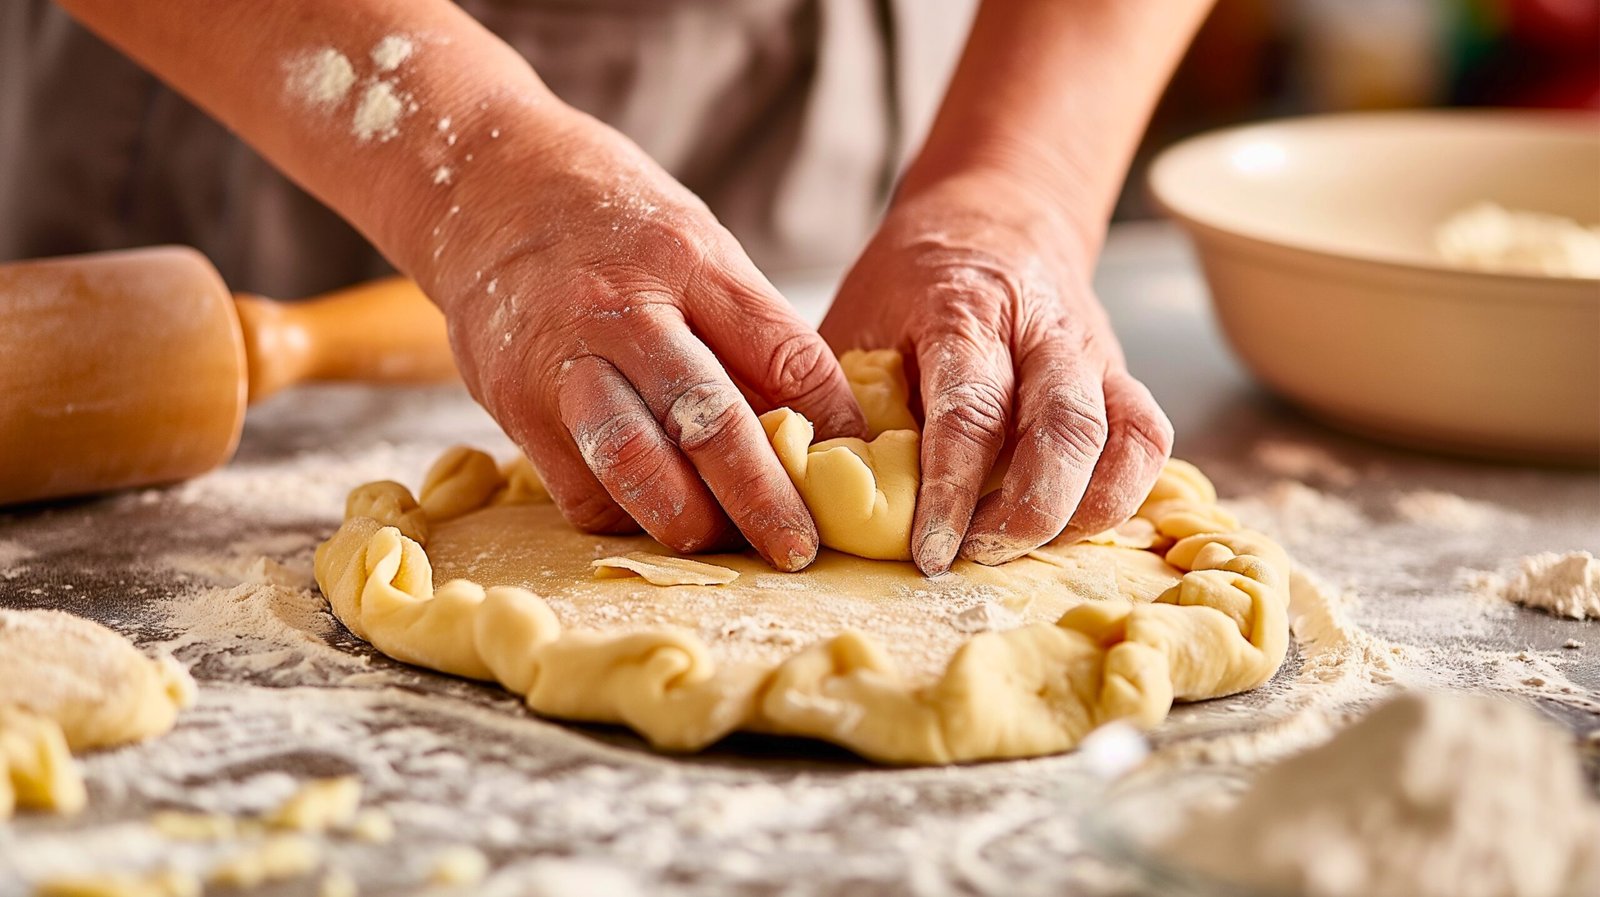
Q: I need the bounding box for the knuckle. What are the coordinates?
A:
[1122,403,1175,462]
[666,381,745,452]
[576,411,663,490]
[764,332,836,407]
[925,380,1009,452]
[1033,390,1108,463]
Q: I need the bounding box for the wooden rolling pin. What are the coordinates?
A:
[0,246,456,506]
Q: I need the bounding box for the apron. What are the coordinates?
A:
[0,0,974,298]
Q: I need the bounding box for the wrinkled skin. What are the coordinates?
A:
[821,171,1174,575]
[436,120,866,572]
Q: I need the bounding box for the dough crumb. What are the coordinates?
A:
[266,776,362,832]
[350,807,395,843]
[1164,691,1600,897]
[34,869,199,897]
[151,810,253,841]
[207,835,321,888]
[428,845,489,886]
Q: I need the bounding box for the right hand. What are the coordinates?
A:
[423,112,865,571]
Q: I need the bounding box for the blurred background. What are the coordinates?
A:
[1119,0,1599,219]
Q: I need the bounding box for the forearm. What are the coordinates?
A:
[900,0,1213,255]
[55,0,582,299]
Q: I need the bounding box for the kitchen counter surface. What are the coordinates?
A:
[2,222,1594,896]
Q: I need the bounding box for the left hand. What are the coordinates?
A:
[820,170,1174,575]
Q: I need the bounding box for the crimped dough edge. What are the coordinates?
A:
[314,447,1291,765]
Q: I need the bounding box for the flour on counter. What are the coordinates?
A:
[1163,692,1600,897]
[1250,439,1360,487]
[1225,480,1365,537]
[1478,551,1600,620]
[1391,489,1508,530]
[0,539,34,578]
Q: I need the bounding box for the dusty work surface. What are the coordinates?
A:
[2,223,1596,896]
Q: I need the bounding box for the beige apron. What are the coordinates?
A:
[0,0,973,297]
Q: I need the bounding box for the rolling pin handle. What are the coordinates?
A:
[234,277,456,404]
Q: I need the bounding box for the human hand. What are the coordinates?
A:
[820,170,1174,575]
[428,113,865,571]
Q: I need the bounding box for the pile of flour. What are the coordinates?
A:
[1480,551,1600,620]
[1164,691,1600,897]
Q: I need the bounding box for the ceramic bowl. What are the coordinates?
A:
[1149,110,1599,464]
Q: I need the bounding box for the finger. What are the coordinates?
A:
[909,331,1015,576]
[1053,370,1173,543]
[687,258,867,441]
[962,327,1109,566]
[487,368,637,537]
[556,355,739,553]
[609,311,821,571]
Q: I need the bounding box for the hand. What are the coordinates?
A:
[430,114,865,571]
[820,170,1173,575]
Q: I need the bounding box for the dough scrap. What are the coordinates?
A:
[593,552,740,586]
[315,405,1292,764]
[0,610,194,817]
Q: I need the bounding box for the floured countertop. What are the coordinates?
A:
[1,223,1595,896]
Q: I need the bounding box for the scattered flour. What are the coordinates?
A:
[1480,551,1600,620]
[1251,439,1359,487]
[1391,489,1506,530]
[352,80,407,143]
[369,35,414,73]
[950,602,1023,634]
[282,37,418,143]
[1225,479,1365,537]
[284,48,357,107]
[1164,692,1600,897]
[0,539,34,578]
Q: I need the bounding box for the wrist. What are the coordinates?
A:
[893,145,1104,271]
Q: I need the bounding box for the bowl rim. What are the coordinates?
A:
[1147,108,1600,288]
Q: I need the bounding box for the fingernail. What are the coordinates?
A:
[960,532,1028,567]
[767,527,817,572]
[916,527,961,576]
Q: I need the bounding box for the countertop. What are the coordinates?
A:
[1,222,1595,896]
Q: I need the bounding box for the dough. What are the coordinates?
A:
[313,352,1292,763]
[762,407,919,561]
[0,610,194,816]
[592,552,741,586]
[841,348,918,437]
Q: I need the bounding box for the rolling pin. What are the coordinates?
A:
[0,246,457,506]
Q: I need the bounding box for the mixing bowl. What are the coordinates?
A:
[1149,111,1599,464]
